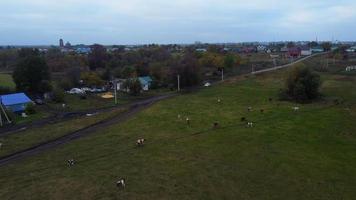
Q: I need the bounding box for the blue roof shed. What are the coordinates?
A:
[0,93,32,113]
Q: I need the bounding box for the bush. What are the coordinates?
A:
[281,64,321,103]
[0,86,12,95]
[123,78,142,96]
[25,103,36,115]
[52,88,65,103]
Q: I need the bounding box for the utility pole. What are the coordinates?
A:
[177,74,180,92]
[221,68,224,81]
[0,102,11,126]
[114,80,118,105]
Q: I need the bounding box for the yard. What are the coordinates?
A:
[0,62,355,199]
[0,73,15,89]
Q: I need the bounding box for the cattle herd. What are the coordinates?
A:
[62,96,303,191]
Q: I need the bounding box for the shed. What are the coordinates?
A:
[0,93,32,113]
[138,76,153,91]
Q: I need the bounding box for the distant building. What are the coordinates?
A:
[346,46,356,53]
[138,76,153,91]
[0,93,32,113]
[311,47,324,53]
[256,45,267,52]
[196,48,207,52]
[280,46,289,52]
[301,47,312,56]
[76,47,91,54]
[65,41,72,48]
[288,47,301,58]
[59,39,64,48]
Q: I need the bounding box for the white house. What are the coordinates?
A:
[301,47,312,56]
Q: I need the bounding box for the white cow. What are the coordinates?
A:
[136,139,146,147]
[116,179,126,189]
[247,122,253,127]
[293,107,300,111]
[67,159,75,166]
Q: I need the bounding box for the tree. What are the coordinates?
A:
[321,42,332,51]
[13,55,51,94]
[80,72,104,87]
[308,41,318,48]
[171,52,201,88]
[224,54,236,69]
[287,42,295,48]
[88,44,107,70]
[282,64,321,103]
[123,78,142,95]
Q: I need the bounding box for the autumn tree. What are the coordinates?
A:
[88,44,107,70]
[13,52,51,94]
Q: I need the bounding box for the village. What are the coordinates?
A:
[1,0,356,199]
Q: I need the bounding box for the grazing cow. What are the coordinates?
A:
[177,114,181,119]
[213,122,219,128]
[241,117,246,122]
[247,107,252,112]
[186,117,190,125]
[116,178,126,189]
[334,99,340,105]
[217,98,221,103]
[293,107,300,111]
[260,109,264,113]
[136,139,145,147]
[67,159,75,166]
[269,97,273,102]
[247,122,253,127]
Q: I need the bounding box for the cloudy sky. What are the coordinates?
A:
[0,0,355,45]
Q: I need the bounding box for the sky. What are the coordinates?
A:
[0,0,355,45]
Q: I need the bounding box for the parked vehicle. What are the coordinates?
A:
[67,88,86,95]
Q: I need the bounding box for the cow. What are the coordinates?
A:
[116,178,126,189]
[136,139,145,147]
[67,159,75,166]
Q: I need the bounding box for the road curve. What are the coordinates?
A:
[252,52,328,75]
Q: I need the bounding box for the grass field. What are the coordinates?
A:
[0,65,355,199]
[0,73,15,89]
[0,107,127,158]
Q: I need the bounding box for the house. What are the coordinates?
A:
[280,46,289,52]
[115,76,153,92]
[242,47,256,53]
[311,47,324,53]
[346,46,356,53]
[256,45,267,52]
[76,47,91,54]
[0,93,32,113]
[301,47,312,56]
[196,48,207,52]
[138,76,153,91]
[288,47,301,58]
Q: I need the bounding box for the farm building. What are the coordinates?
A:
[115,76,153,92]
[301,47,312,56]
[311,47,324,53]
[138,76,153,91]
[0,93,32,113]
[288,47,301,58]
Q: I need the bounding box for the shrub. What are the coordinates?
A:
[123,78,142,96]
[25,103,36,115]
[0,86,12,95]
[281,64,321,103]
[52,88,65,103]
